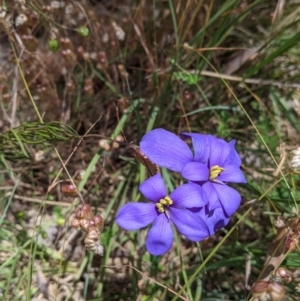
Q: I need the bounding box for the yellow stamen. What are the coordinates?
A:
[209,165,225,180]
[156,203,165,213]
[156,196,173,213]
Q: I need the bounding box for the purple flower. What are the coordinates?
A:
[116,174,210,255]
[140,129,246,217]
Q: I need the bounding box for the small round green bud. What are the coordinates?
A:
[48,39,59,52]
[77,26,89,37]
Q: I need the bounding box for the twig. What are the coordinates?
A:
[47,116,102,203]
[6,193,71,207]
[106,265,190,301]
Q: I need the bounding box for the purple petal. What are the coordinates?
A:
[224,140,242,166]
[213,183,241,216]
[229,140,242,164]
[116,203,157,230]
[181,133,211,163]
[181,161,209,181]
[139,174,167,202]
[209,137,231,167]
[146,213,173,255]
[217,165,247,183]
[140,129,193,172]
[170,207,210,241]
[202,181,221,211]
[170,183,208,208]
[199,207,229,235]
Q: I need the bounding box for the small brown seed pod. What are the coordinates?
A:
[22,34,38,52]
[85,226,99,241]
[252,280,285,301]
[62,49,76,65]
[96,51,108,70]
[71,203,104,256]
[117,98,129,113]
[84,226,104,256]
[71,218,81,230]
[112,135,123,149]
[79,219,90,232]
[268,282,285,301]
[184,90,191,100]
[61,183,79,197]
[251,280,269,299]
[273,267,292,284]
[66,80,75,93]
[60,37,73,50]
[117,64,128,79]
[83,78,94,97]
[86,240,104,256]
[92,215,104,231]
[75,204,92,220]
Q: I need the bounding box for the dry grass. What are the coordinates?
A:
[2,1,300,300]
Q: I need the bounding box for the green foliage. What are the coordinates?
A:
[2,0,300,300]
[0,122,79,161]
[173,71,200,85]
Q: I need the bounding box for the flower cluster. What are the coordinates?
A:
[116,129,246,255]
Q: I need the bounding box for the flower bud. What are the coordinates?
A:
[77,26,89,37]
[48,39,59,52]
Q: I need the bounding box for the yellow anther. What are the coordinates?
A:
[160,199,168,205]
[164,196,173,205]
[156,196,173,213]
[209,165,225,180]
[156,203,165,213]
